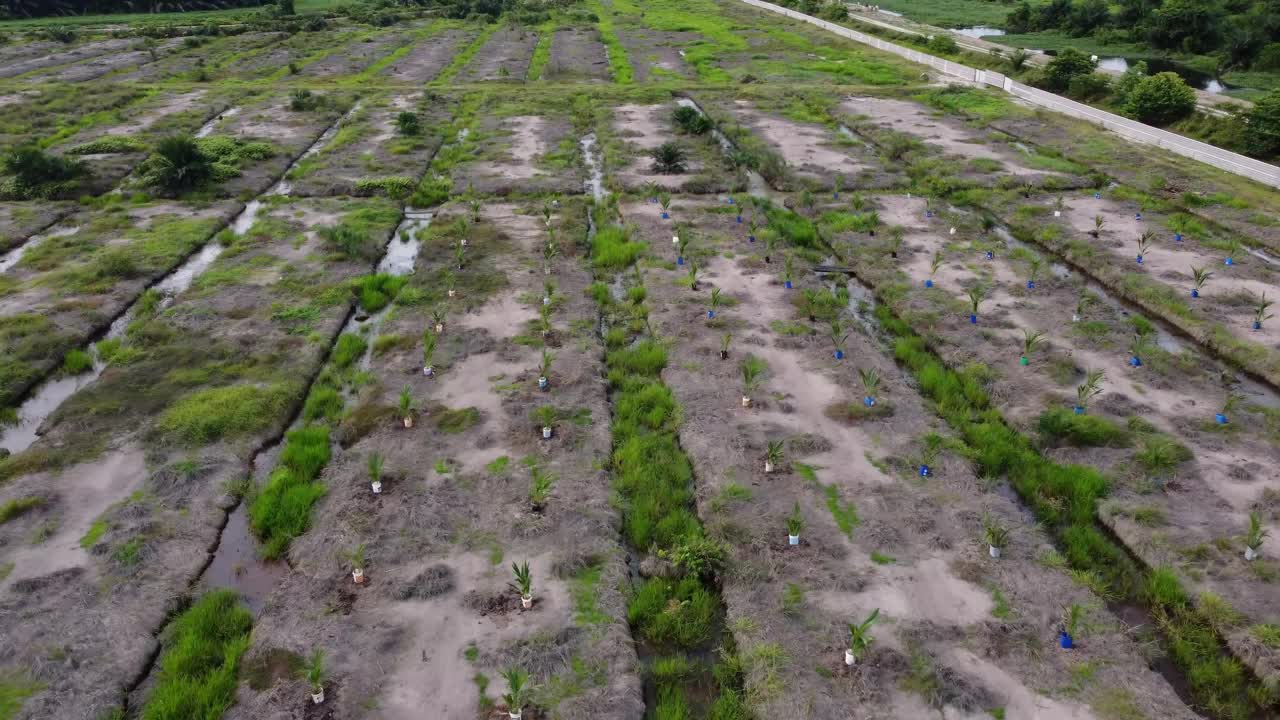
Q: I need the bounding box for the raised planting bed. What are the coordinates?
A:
[605,102,742,193]
[454,26,539,83]
[379,27,479,83]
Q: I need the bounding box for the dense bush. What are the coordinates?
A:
[140,135,212,192]
[0,146,87,199]
[1123,72,1196,125]
[1041,48,1096,93]
[1245,90,1280,157]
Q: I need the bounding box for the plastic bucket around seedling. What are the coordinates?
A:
[1073,406,1085,415]
[784,280,793,289]
[661,212,670,219]
[736,215,742,224]
[985,251,994,260]
[1059,631,1074,649]
[1019,355,1028,366]
[1175,233,1182,242]
[918,464,930,477]
[1135,213,1142,220]
[677,256,684,265]
[788,534,800,546]
[1094,192,1101,199]
[864,397,876,407]
[969,314,977,324]
[748,235,756,242]
[1129,356,1142,367]
[925,210,933,218]
[1253,321,1262,330]
[538,376,548,391]
[834,350,844,360]
[1136,255,1143,264]
[925,279,933,288]
[1026,280,1035,289]
[1225,257,1234,266]
[727,197,734,204]
[707,310,715,319]
[1191,289,1199,298]
[542,426,552,439]
[1215,413,1228,424]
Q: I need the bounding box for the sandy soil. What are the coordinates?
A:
[0,38,136,80]
[456,27,539,82]
[381,28,478,83]
[845,195,1280,682]
[617,29,696,82]
[232,200,643,720]
[732,100,881,186]
[841,96,1057,179]
[0,197,390,720]
[300,32,411,77]
[610,103,725,192]
[25,38,186,83]
[545,28,610,80]
[620,196,1197,720]
[459,115,581,195]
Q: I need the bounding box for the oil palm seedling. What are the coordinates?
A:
[888,225,905,259]
[652,142,686,174]
[1224,237,1242,266]
[368,452,384,494]
[1072,292,1094,323]
[1169,214,1187,242]
[830,320,849,360]
[765,440,784,474]
[1190,266,1212,298]
[864,210,881,236]
[534,405,557,439]
[453,242,466,270]
[432,305,447,334]
[1089,214,1104,238]
[1060,604,1083,648]
[787,502,804,545]
[763,233,777,264]
[720,333,732,360]
[643,180,659,204]
[926,253,942,288]
[966,285,986,324]
[1216,393,1239,425]
[542,279,555,306]
[543,238,558,275]
[538,350,554,391]
[347,543,366,584]
[982,514,1010,558]
[845,608,879,665]
[832,174,844,199]
[1128,331,1152,368]
[1135,230,1155,264]
[398,386,416,428]
[1253,292,1273,330]
[782,254,794,289]
[1245,511,1269,561]
[444,270,457,299]
[801,287,820,322]
[848,193,868,212]
[502,667,531,718]
[1023,258,1042,290]
[741,355,766,407]
[511,562,534,609]
[859,367,881,407]
[1053,196,1065,217]
[541,201,554,226]
[676,233,690,265]
[1074,369,1104,414]
[799,189,816,217]
[980,215,996,235]
[538,303,553,336]
[469,197,482,224]
[747,217,759,243]
[708,287,722,319]
[687,263,700,291]
[301,648,327,704]
[144,135,212,192]
[659,192,672,219]
[1020,329,1046,366]
[422,330,437,377]
[529,467,555,512]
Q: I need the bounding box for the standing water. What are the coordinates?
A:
[195,106,240,138]
[0,224,80,273]
[0,106,361,454]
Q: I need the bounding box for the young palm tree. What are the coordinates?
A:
[145,135,211,192]
[799,189,816,217]
[708,287,722,319]
[845,608,880,665]
[829,320,849,360]
[888,225,905,259]
[859,367,881,407]
[1190,266,1212,298]
[787,502,804,541]
[529,468,555,510]
[800,287,821,322]
[431,306,446,333]
[1020,329,1047,366]
[652,143,686,174]
[367,452,383,493]
[398,386,416,428]
[966,286,986,324]
[833,174,844,199]
[747,217,759,243]
[927,253,942,287]
[1135,230,1155,264]
[720,332,732,360]
[538,303,553,336]
[502,667,530,715]
[659,192,672,218]
[1245,511,1269,560]
[1075,369,1104,414]
[1253,292,1274,330]
[538,349,554,390]
[782,254,794,288]
[510,562,533,605]
[643,180,659,203]
[763,233,777,264]
[1073,292,1094,322]
[1026,258,1043,289]
[741,355,766,406]
[1128,332,1152,367]
[848,193,868,212]
[765,440,784,473]
[534,405,557,438]
[1224,237,1242,266]
[982,514,1010,558]
[1090,215,1105,238]
[422,330,437,376]
[301,648,327,702]
[1053,196,1065,216]
[687,263,700,291]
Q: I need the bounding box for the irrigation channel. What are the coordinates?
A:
[684,98,1239,711]
[0,103,360,455]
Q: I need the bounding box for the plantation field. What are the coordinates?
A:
[0,1,1277,719]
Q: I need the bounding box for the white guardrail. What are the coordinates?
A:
[739,0,1280,188]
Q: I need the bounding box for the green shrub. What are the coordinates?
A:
[355,273,407,312]
[66,136,147,155]
[158,384,289,445]
[354,176,415,198]
[139,589,252,720]
[629,577,718,648]
[141,135,213,192]
[302,386,343,422]
[331,334,367,369]
[1123,72,1196,126]
[61,349,93,375]
[0,496,43,524]
[1,146,86,199]
[1036,408,1132,447]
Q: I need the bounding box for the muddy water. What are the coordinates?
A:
[0,224,79,273]
[0,107,367,455]
[195,105,240,138]
[581,133,604,201]
[379,208,432,276]
[200,505,287,612]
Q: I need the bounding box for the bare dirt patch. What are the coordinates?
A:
[381,28,479,83]
[0,38,136,80]
[456,27,539,82]
[545,28,609,81]
[617,28,695,82]
[457,115,581,195]
[300,32,411,77]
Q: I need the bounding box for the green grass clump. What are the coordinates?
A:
[138,589,252,720]
[0,669,42,720]
[607,339,667,387]
[80,519,107,549]
[0,496,43,524]
[302,386,343,422]
[435,406,480,434]
[157,383,289,445]
[356,273,408,313]
[1036,408,1132,448]
[249,425,331,559]
[592,225,645,271]
[628,577,718,648]
[60,348,93,375]
[331,333,367,369]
